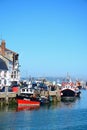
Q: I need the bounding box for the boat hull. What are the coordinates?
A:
[61,89,76,97]
[61,88,81,101]
[17,99,40,106]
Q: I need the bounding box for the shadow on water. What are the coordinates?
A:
[39,97,81,110]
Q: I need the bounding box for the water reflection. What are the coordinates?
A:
[40,99,78,110]
[0,98,80,112]
[16,105,40,112]
[0,105,17,112]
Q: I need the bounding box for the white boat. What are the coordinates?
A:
[61,75,81,101]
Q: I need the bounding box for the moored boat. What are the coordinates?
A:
[61,85,80,101]
[61,75,81,101]
[16,98,40,106]
[16,87,40,106]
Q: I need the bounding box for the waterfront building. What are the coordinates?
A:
[0,40,20,88]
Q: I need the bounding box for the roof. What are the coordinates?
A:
[5,48,18,55]
[0,58,8,70]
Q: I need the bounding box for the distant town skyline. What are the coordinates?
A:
[0,0,87,80]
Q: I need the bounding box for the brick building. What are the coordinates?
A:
[0,40,20,88]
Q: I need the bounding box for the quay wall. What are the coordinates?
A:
[0,92,16,105]
[39,89,61,102]
[0,85,61,106]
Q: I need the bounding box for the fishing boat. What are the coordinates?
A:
[61,75,81,101]
[16,87,40,106]
[16,97,40,106]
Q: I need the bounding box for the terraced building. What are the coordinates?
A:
[0,40,20,89]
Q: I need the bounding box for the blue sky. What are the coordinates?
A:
[0,0,87,79]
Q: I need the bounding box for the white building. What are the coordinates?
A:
[0,40,20,87]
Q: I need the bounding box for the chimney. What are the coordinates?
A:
[1,40,6,56]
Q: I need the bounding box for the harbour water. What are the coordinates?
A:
[0,90,87,130]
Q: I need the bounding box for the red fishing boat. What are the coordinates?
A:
[16,87,40,106]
